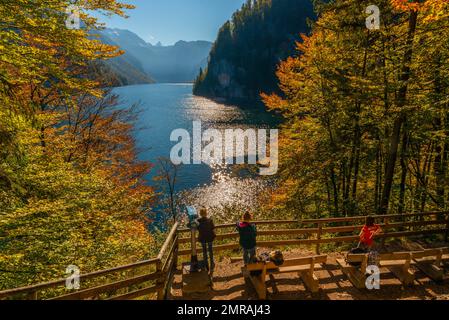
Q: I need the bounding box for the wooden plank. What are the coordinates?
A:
[179,243,240,256]
[323,220,447,234]
[178,220,299,233]
[107,284,162,300]
[48,272,162,300]
[157,222,179,260]
[301,211,448,224]
[0,258,160,299]
[378,228,447,239]
[281,255,327,267]
[178,228,318,244]
[257,239,318,247]
[179,229,446,257]
[379,252,414,261]
[246,263,266,272]
[412,249,443,260]
[162,237,178,273]
[379,260,408,267]
[177,211,449,233]
[345,254,368,263]
[316,235,360,244]
[245,256,326,272]
[181,224,446,248]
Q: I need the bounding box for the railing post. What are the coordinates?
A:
[156,259,164,300]
[27,290,38,300]
[444,213,449,242]
[173,235,179,271]
[381,218,389,247]
[163,236,179,300]
[316,223,322,255]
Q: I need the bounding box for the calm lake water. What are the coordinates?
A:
[113,83,280,222]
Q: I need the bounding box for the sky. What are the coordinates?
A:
[95,0,246,45]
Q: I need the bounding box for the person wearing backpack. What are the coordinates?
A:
[236,212,257,265]
[197,208,216,273]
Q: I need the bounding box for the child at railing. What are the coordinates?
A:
[236,212,257,265]
[197,208,216,273]
[359,216,382,250]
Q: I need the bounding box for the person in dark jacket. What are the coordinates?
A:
[197,208,216,272]
[236,212,257,265]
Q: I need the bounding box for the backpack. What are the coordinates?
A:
[346,247,368,267]
[256,252,271,263]
[269,250,285,266]
[249,251,284,277]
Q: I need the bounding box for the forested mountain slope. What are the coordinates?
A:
[193,0,315,104]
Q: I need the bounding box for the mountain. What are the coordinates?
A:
[193,0,316,104]
[96,29,155,86]
[146,40,213,83]
[98,29,212,84]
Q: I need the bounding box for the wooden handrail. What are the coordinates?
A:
[178,228,319,244]
[177,219,299,233]
[0,257,160,299]
[158,222,179,260]
[48,272,162,300]
[177,228,448,256]
[177,219,447,245]
[176,211,448,233]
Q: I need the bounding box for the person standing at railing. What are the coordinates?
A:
[197,208,216,274]
[236,212,257,265]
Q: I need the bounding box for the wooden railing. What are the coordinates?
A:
[0,222,179,301]
[1,211,448,300]
[177,211,449,256]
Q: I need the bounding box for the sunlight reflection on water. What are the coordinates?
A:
[178,162,276,223]
[178,95,278,222]
[114,84,280,224]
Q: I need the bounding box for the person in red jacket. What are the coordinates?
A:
[359,216,382,250]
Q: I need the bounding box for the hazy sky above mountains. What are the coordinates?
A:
[95,0,246,45]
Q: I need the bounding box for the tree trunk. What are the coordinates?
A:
[398,128,409,214]
[380,10,418,214]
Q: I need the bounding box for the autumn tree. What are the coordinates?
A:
[263,0,449,217]
[0,0,157,289]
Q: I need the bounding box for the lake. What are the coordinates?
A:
[113,83,280,222]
